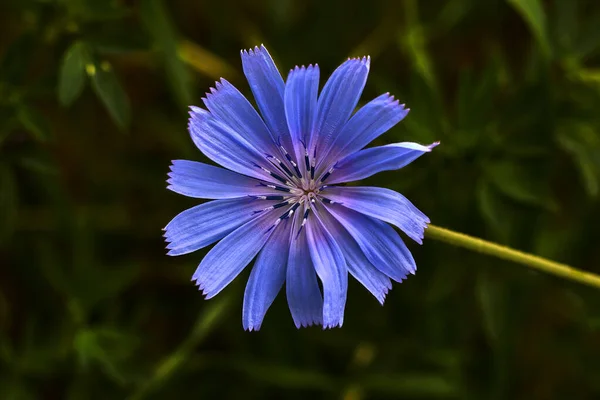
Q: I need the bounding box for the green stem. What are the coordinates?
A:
[426,224,600,289]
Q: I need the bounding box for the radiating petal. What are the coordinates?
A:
[241,45,294,153]
[167,160,273,199]
[242,217,292,331]
[192,209,279,299]
[284,64,319,164]
[287,211,323,328]
[306,209,348,328]
[317,206,391,304]
[323,186,429,244]
[328,142,439,184]
[326,203,414,280]
[312,57,370,161]
[164,198,278,256]
[188,107,277,183]
[322,93,409,172]
[203,78,278,153]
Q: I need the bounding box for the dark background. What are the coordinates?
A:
[2,0,600,399]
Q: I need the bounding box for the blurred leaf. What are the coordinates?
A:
[0,33,35,84]
[74,328,137,384]
[552,0,578,51]
[62,0,129,21]
[476,180,512,242]
[400,0,437,89]
[58,41,89,107]
[178,40,239,81]
[360,373,459,397]
[476,271,507,345]
[86,26,151,54]
[16,105,50,141]
[574,10,600,58]
[89,61,131,130]
[140,0,193,107]
[0,164,17,244]
[507,0,552,58]
[556,122,600,197]
[486,160,557,210]
[476,270,511,399]
[230,360,336,391]
[17,153,59,176]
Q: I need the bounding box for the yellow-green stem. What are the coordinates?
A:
[426,224,600,289]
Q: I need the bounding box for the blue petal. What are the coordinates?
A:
[242,217,291,331]
[286,212,323,328]
[312,57,370,162]
[192,209,279,299]
[241,45,294,154]
[203,78,278,153]
[326,204,414,280]
[284,64,319,163]
[323,186,429,244]
[306,209,348,328]
[328,142,439,184]
[164,198,279,256]
[316,206,392,304]
[323,93,409,171]
[167,160,274,199]
[188,107,278,183]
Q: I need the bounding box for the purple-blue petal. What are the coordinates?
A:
[241,45,294,154]
[317,206,392,304]
[192,209,278,299]
[286,212,323,328]
[202,78,278,154]
[242,218,291,331]
[323,93,409,171]
[312,57,370,163]
[164,198,278,256]
[328,142,438,184]
[326,204,414,280]
[323,186,429,244]
[188,106,277,183]
[167,160,274,199]
[306,209,348,329]
[284,64,319,164]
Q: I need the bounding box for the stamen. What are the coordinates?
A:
[320,166,335,183]
[295,205,311,238]
[257,182,292,193]
[321,197,337,204]
[279,144,303,178]
[301,140,310,171]
[250,195,286,201]
[266,154,294,179]
[273,200,291,209]
[310,148,316,180]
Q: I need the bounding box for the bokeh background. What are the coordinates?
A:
[2,0,600,398]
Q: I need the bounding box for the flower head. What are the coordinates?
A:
[165,45,437,330]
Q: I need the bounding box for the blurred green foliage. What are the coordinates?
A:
[1,0,600,398]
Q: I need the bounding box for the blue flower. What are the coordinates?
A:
[165,45,437,330]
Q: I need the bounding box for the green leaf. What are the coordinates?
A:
[507,0,552,58]
[16,105,51,141]
[58,41,89,107]
[89,61,131,131]
[74,328,137,384]
[399,0,437,90]
[556,122,600,197]
[0,33,35,84]
[360,373,459,397]
[476,180,512,242]
[0,164,17,244]
[140,0,193,107]
[486,160,557,210]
